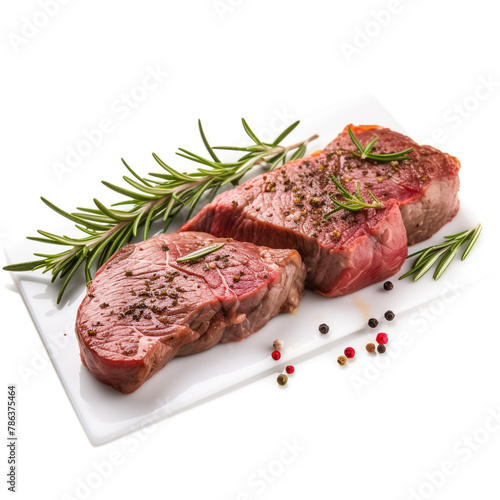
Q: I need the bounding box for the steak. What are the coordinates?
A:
[75,232,305,393]
[180,125,460,296]
[324,125,461,245]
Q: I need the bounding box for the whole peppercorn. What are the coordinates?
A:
[377,344,386,354]
[285,365,295,374]
[368,318,379,328]
[384,310,395,321]
[344,347,355,359]
[273,339,284,350]
[271,350,281,361]
[376,332,388,345]
[383,281,394,291]
[337,355,347,366]
[277,374,288,386]
[366,343,376,353]
[319,323,329,334]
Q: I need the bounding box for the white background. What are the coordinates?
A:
[1,1,500,499]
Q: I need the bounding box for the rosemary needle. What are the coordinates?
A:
[3,119,318,303]
[176,243,225,263]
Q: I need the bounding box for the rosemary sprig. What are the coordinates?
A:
[348,126,414,162]
[399,224,482,282]
[3,119,318,303]
[324,174,385,219]
[176,243,225,263]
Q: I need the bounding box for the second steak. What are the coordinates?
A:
[180,159,408,297]
[181,125,460,296]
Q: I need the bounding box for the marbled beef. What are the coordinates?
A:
[75,232,305,393]
[180,125,460,296]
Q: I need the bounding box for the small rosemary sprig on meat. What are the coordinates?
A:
[399,224,482,282]
[348,126,414,162]
[324,174,385,219]
[3,119,318,303]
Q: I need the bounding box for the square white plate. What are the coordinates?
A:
[4,95,489,445]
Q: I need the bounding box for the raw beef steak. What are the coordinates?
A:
[75,232,305,393]
[180,125,460,295]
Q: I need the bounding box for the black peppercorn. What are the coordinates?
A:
[383,281,394,291]
[319,323,329,334]
[368,318,378,328]
[384,310,395,321]
[377,344,386,354]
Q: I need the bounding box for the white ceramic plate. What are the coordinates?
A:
[4,96,489,445]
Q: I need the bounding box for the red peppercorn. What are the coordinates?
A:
[271,350,281,361]
[286,365,295,374]
[344,347,355,358]
[376,333,388,345]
